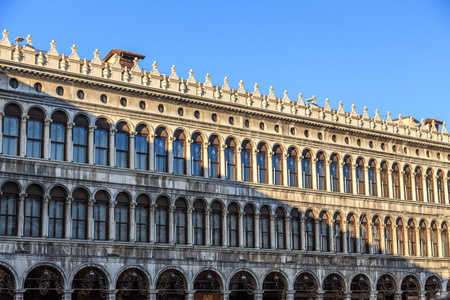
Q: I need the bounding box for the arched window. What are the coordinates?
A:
[291,209,301,250]
[174,198,187,244]
[368,159,377,196]
[49,186,66,238]
[343,156,352,193]
[334,213,343,252]
[208,135,220,178]
[404,166,412,200]
[115,192,129,241]
[372,216,381,254]
[442,223,449,257]
[437,171,445,204]
[329,154,339,192]
[210,201,222,246]
[94,191,109,240]
[155,127,168,172]
[0,182,19,236]
[305,210,315,251]
[392,164,401,199]
[347,214,357,253]
[319,212,329,252]
[173,130,186,174]
[155,197,169,243]
[193,200,205,245]
[426,169,434,203]
[396,219,405,255]
[257,143,268,184]
[191,132,203,176]
[302,150,312,189]
[287,147,298,187]
[275,208,285,249]
[73,115,89,163]
[225,138,237,180]
[24,184,42,237]
[135,124,149,170]
[2,103,21,155]
[360,215,369,254]
[50,111,66,161]
[241,140,253,182]
[384,218,393,255]
[272,145,283,185]
[95,118,109,165]
[408,220,417,256]
[380,161,389,197]
[244,205,255,248]
[419,220,428,256]
[415,168,424,201]
[356,158,364,195]
[228,203,239,247]
[136,194,149,242]
[72,188,88,239]
[316,152,326,190]
[115,122,130,168]
[448,172,450,204]
[27,108,45,158]
[431,222,438,257]
[260,206,271,249]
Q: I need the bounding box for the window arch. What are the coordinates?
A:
[155,127,168,172]
[210,201,222,246]
[437,170,445,204]
[94,118,110,165]
[155,197,169,243]
[343,156,352,193]
[442,223,449,257]
[305,210,315,251]
[173,129,186,174]
[360,215,369,254]
[225,137,237,180]
[372,216,381,254]
[333,213,343,252]
[174,198,187,244]
[73,115,89,163]
[319,211,330,252]
[24,184,43,237]
[426,169,434,203]
[27,108,45,158]
[191,132,204,176]
[244,204,255,248]
[136,194,150,242]
[287,147,298,187]
[384,218,393,255]
[302,150,312,189]
[72,188,88,239]
[419,220,428,256]
[347,213,357,253]
[368,159,377,196]
[49,186,66,238]
[329,154,339,192]
[228,202,239,247]
[431,221,438,257]
[396,218,405,255]
[115,192,130,241]
[407,219,417,256]
[316,152,326,190]
[0,182,19,236]
[392,163,400,199]
[380,161,389,197]
[415,167,424,201]
[257,143,268,184]
[275,208,285,249]
[291,209,301,250]
[356,158,364,195]
[193,200,206,245]
[115,122,130,168]
[404,165,412,200]
[260,206,271,249]
[208,135,220,178]
[50,111,66,161]
[94,190,109,240]
[2,103,21,155]
[272,145,283,185]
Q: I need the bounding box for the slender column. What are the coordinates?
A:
[20,116,27,156]
[326,160,332,191]
[255,213,260,248]
[351,164,358,194]
[268,151,273,185]
[106,290,117,300]
[312,158,317,189]
[427,227,433,257]
[109,201,115,241]
[236,147,242,181]
[14,290,25,300]
[41,196,49,237]
[367,221,373,254]
[167,136,174,173]
[205,209,211,246]
[43,119,51,159]
[17,194,25,237]
[186,139,192,175]
[316,291,324,300]
[149,291,157,300]
[187,208,193,245]
[186,290,194,300]
[314,219,320,251]
[168,206,174,244]
[149,134,155,171]
[222,210,228,247]
[399,171,405,200]
[87,199,94,240]
[438,228,443,257]
[300,217,306,250]
[364,166,370,196]
[298,156,303,188]
[392,224,398,255]
[88,126,95,164]
[433,175,440,204]
[380,224,386,255]
[411,172,417,201]
[149,205,155,243]
[418,291,426,300]
[444,177,449,204]
[238,211,244,247]
[344,291,352,300]
[329,219,334,252]
[220,144,226,179]
[285,216,291,250]
[129,132,136,169]
[283,154,288,186]
[129,203,136,242]
[66,123,73,162]
[65,197,72,239]
[422,175,428,202]
[62,290,73,300]
[109,129,116,167]
[339,161,345,193]
[254,290,264,300]
[415,226,421,256]
[388,169,393,198]
[369,291,378,300]
[0,113,3,154]
[342,221,348,253]
[270,214,276,249]
[222,291,231,300]
[355,222,361,253]
[252,149,258,183]
[203,141,209,178]
[394,292,402,300]
[285,291,295,300]
[376,167,382,197]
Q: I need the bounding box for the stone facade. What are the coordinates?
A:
[0,30,450,300]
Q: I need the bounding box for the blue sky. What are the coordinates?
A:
[1,1,449,123]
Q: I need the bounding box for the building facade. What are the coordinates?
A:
[0,30,450,300]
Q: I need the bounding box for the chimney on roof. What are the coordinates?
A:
[423,118,443,131]
[102,49,145,69]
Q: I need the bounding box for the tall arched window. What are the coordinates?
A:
[275,208,285,249]
[94,118,109,165]
[173,130,186,174]
[27,108,45,158]
[316,152,326,190]
[210,201,222,246]
[135,124,149,170]
[392,164,400,199]
[408,220,417,256]
[260,206,271,249]
[334,213,343,252]
[368,159,377,196]
[244,205,255,248]
[419,221,428,256]
[448,172,450,204]
[174,198,187,244]
[347,214,357,253]
[49,186,66,238]
[426,169,435,203]
[115,122,130,168]
[380,161,389,197]
[72,188,88,239]
[291,209,301,250]
[136,194,149,242]
[330,154,339,192]
[372,216,381,254]
[272,145,283,185]
[442,223,449,258]
[305,210,315,251]
[208,135,220,178]
[24,184,42,237]
[356,158,364,195]
[415,168,424,201]
[343,156,352,193]
[404,166,412,200]
[396,219,405,255]
[50,111,66,161]
[257,143,268,184]
[0,182,19,236]
[191,132,203,176]
[228,203,239,247]
[360,215,369,254]
[241,140,253,182]
[193,200,205,245]
[319,212,329,252]
[384,218,393,255]
[287,147,298,187]
[431,222,438,257]
[155,197,169,243]
[437,171,445,204]
[73,115,89,163]
[155,127,168,172]
[225,138,237,180]
[2,103,21,155]
[115,192,129,241]
[302,150,312,189]
[94,191,109,240]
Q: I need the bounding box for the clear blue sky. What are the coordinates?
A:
[1,1,449,123]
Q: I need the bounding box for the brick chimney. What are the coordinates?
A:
[102,49,145,69]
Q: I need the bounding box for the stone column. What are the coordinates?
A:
[129,132,136,169]
[364,166,370,196]
[314,219,320,251]
[41,196,49,237]
[88,126,95,164]
[222,291,231,300]
[254,290,264,300]
[238,211,244,247]
[344,291,352,300]
[285,290,295,300]
[394,292,402,300]
[316,291,325,300]
[369,291,378,300]
[392,224,398,255]
[444,177,449,204]
[187,208,193,245]
[415,226,421,256]
[205,209,211,246]
[220,143,226,179]
[411,172,417,201]
[203,141,209,178]
[367,222,373,254]
[339,161,345,193]
[62,290,73,300]
[186,290,195,300]
[149,291,157,300]
[355,221,361,253]
[129,202,136,242]
[298,155,303,188]
[66,123,73,162]
[329,219,334,252]
[433,175,440,204]
[149,205,155,243]
[168,206,174,244]
[149,134,155,171]
[388,169,393,198]
[186,139,192,175]
[380,224,386,255]
[438,228,443,257]
[399,171,405,200]
[312,158,318,189]
[283,154,288,186]
[300,217,306,250]
[65,197,72,239]
[270,214,276,249]
[268,151,273,185]
[109,129,116,167]
[255,213,261,248]
[252,149,258,183]
[14,290,26,300]
[109,201,115,241]
[427,227,433,257]
[106,290,117,300]
[351,164,357,195]
[342,221,348,253]
[285,216,291,250]
[87,199,94,240]
[422,174,428,202]
[20,115,28,157]
[17,194,25,237]
[222,210,228,247]
[376,167,382,197]
[236,147,242,181]
[418,291,426,300]
[0,113,3,153]
[43,119,51,159]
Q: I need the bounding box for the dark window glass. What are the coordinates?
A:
[208,145,219,178]
[173,140,185,174]
[193,202,205,245]
[191,143,202,176]
[136,199,149,242]
[155,137,167,172]
[287,156,297,187]
[27,119,42,158]
[51,123,65,161]
[260,210,270,249]
[174,201,187,244]
[244,206,254,248]
[343,164,352,193]
[211,203,222,246]
[275,210,285,249]
[316,159,325,190]
[136,135,148,170]
[241,150,251,182]
[225,148,236,180]
[155,200,168,243]
[115,132,128,168]
[115,203,128,241]
[48,195,64,238]
[73,126,87,163]
[24,195,41,237]
[94,202,108,240]
[273,154,282,185]
[228,205,239,247]
[3,116,19,155]
[369,166,377,196]
[257,152,267,184]
[302,157,311,188]
[306,213,315,251]
[320,215,329,252]
[330,161,339,192]
[95,129,108,165]
[72,196,86,239]
[0,187,17,236]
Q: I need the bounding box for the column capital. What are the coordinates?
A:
[21,115,29,122]
[89,125,96,132]
[44,119,52,126]
[43,195,50,203]
[88,198,95,206]
[67,122,74,129]
[66,197,73,204]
